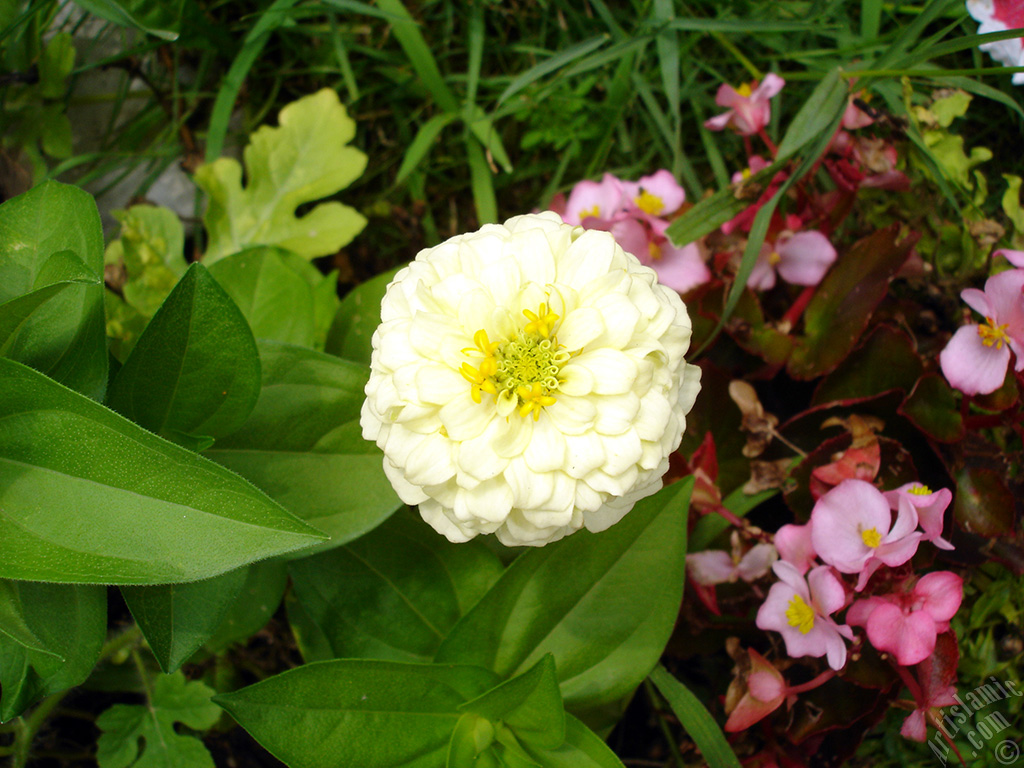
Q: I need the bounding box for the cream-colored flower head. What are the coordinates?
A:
[360,212,701,546]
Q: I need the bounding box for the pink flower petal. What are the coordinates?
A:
[808,565,848,616]
[687,550,737,585]
[995,249,1024,267]
[811,479,891,573]
[866,602,937,666]
[753,73,786,100]
[939,324,1012,395]
[775,230,837,286]
[650,242,711,293]
[960,287,992,318]
[901,709,927,742]
[914,571,963,623]
[622,169,685,216]
[736,543,779,582]
[774,523,817,574]
[563,174,625,225]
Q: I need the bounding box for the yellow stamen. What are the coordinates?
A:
[522,303,560,339]
[786,594,815,634]
[736,82,754,98]
[861,527,882,548]
[648,241,662,261]
[768,251,782,266]
[908,484,932,496]
[516,383,557,421]
[460,362,497,404]
[741,167,753,180]
[579,204,600,220]
[634,189,665,216]
[978,319,1009,349]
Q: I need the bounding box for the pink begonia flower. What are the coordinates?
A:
[557,172,712,294]
[725,648,792,732]
[774,522,817,575]
[810,479,923,591]
[562,173,626,225]
[841,95,875,130]
[705,74,786,136]
[747,229,838,291]
[967,0,1024,85]
[846,571,964,667]
[939,268,1024,395]
[621,169,686,219]
[687,541,778,585]
[901,683,958,742]
[756,561,854,670]
[883,483,954,551]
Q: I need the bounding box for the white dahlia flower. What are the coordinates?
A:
[360,212,701,546]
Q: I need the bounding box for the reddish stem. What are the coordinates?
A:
[786,669,836,695]
[757,128,778,156]
[780,285,817,329]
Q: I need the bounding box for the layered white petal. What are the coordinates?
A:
[362,213,700,546]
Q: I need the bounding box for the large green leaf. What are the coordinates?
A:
[196,89,367,263]
[0,581,106,721]
[205,341,402,550]
[288,511,504,663]
[435,479,692,725]
[0,357,326,585]
[106,263,261,444]
[0,181,107,400]
[215,660,501,768]
[121,568,249,674]
[522,715,626,768]
[207,246,321,347]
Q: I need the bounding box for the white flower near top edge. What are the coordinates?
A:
[361,212,701,546]
[967,0,1024,85]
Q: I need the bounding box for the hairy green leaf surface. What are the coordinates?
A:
[215,660,501,768]
[0,581,105,721]
[196,89,367,263]
[206,341,401,550]
[435,479,692,725]
[0,181,107,400]
[96,672,220,768]
[0,357,326,584]
[107,263,261,443]
[121,568,249,674]
[288,511,504,663]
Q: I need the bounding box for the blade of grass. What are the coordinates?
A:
[374,0,458,113]
[394,112,458,186]
[648,665,742,768]
[204,0,302,161]
[496,35,609,106]
[466,134,497,224]
[861,0,883,40]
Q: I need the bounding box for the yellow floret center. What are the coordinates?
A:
[461,303,570,420]
[978,318,1009,349]
[768,251,782,266]
[861,527,882,548]
[736,82,754,98]
[786,594,815,634]
[579,204,600,220]
[634,189,665,216]
[908,484,932,496]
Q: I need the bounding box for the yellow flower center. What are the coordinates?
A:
[768,251,782,266]
[634,189,665,216]
[461,303,569,420]
[648,241,662,261]
[579,204,600,220]
[786,594,815,634]
[908,484,932,496]
[861,527,882,548]
[736,82,754,98]
[978,318,1009,349]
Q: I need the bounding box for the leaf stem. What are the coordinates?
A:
[10,689,69,768]
[643,679,686,768]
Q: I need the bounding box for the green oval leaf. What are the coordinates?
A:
[215,660,501,768]
[435,479,692,726]
[0,357,326,585]
[287,511,504,663]
[205,341,402,550]
[107,263,261,443]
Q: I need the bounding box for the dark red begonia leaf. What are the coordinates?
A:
[812,324,923,406]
